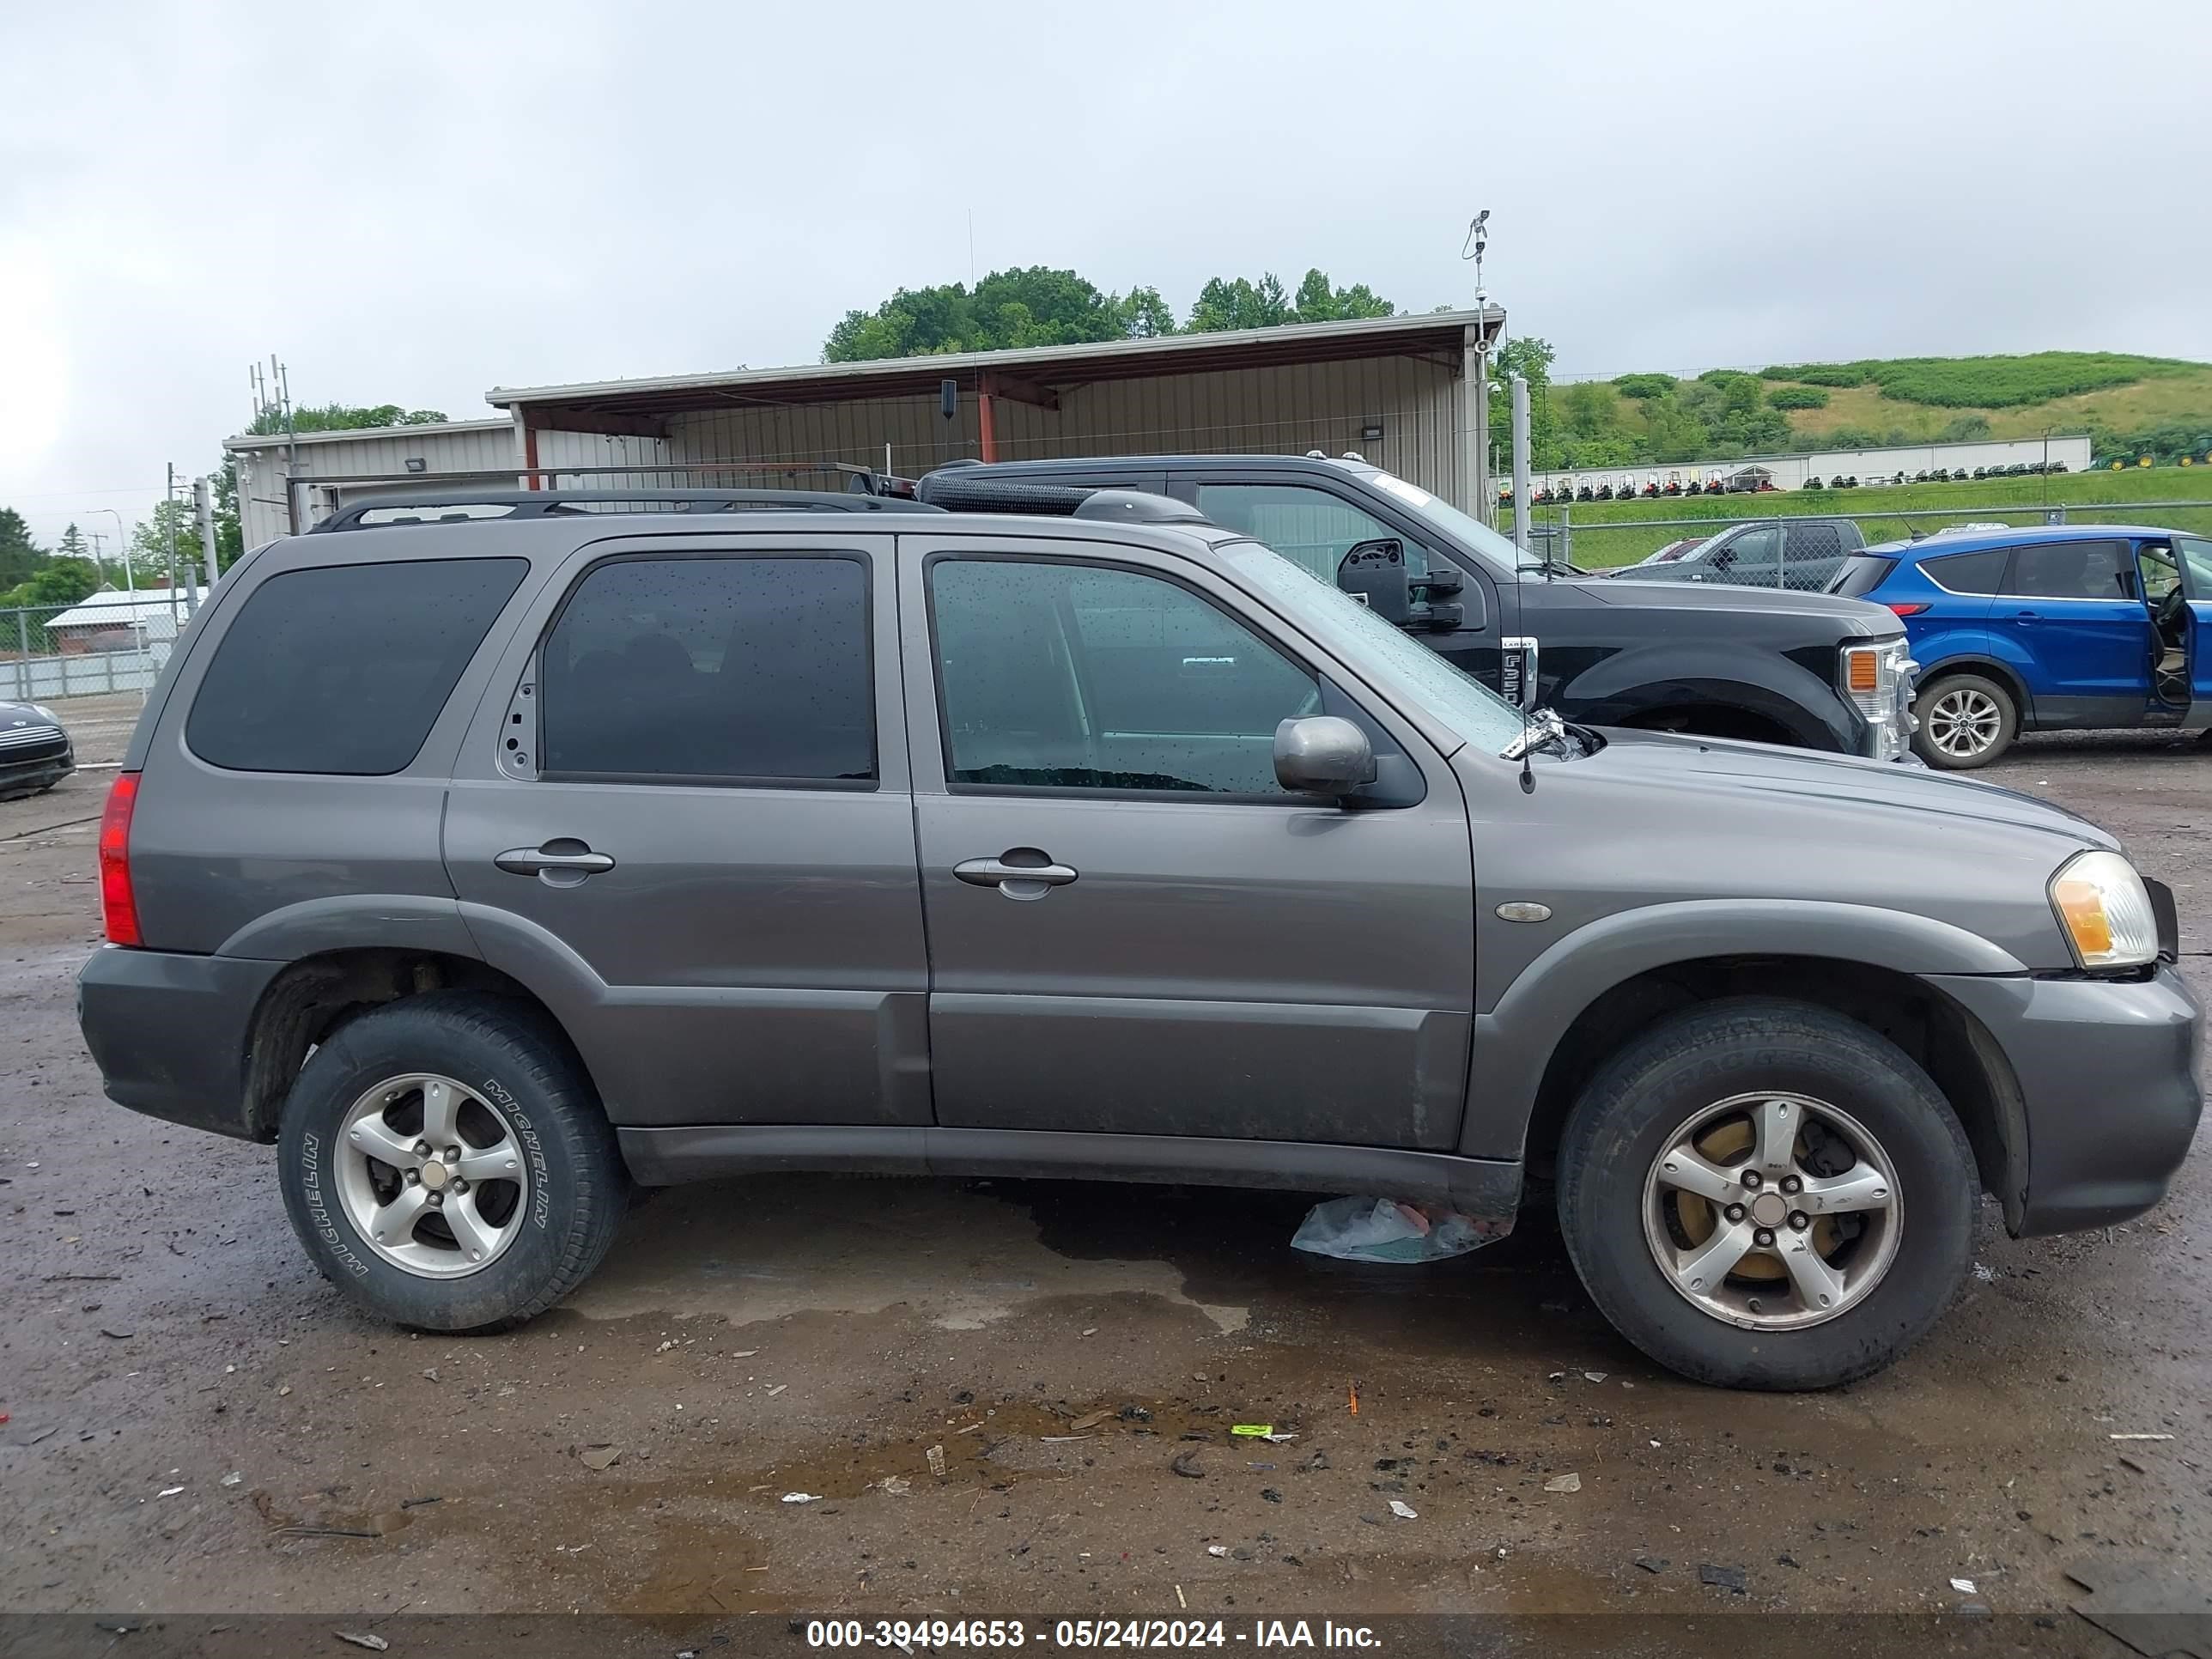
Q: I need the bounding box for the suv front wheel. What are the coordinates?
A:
[1556,998,1976,1389]
[277,992,627,1331]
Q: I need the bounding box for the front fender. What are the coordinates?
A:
[1460,898,2024,1159]
[1555,642,1855,751]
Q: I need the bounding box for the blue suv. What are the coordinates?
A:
[1831,525,2212,768]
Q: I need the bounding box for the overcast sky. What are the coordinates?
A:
[3,0,2206,545]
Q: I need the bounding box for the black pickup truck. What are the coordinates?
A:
[918,455,1917,761]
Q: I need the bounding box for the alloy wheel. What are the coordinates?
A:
[1642,1091,1902,1330]
[1926,687,2002,760]
[336,1074,531,1279]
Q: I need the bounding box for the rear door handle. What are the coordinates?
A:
[954,854,1079,899]
[495,843,616,878]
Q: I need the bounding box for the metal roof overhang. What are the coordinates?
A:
[489,307,1505,436]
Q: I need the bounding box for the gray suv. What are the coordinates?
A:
[76,491,2202,1389]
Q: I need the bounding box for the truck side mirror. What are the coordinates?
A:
[1337,539,1410,624]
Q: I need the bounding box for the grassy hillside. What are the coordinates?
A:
[1545,465,2212,568]
[1780,370,2212,442]
[1771,361,2212,446]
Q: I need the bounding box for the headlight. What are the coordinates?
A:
[2050,850,2159,970]
[1840,638,1917,761]
[31,703,61,726]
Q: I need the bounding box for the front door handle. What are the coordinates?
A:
[954,853,1079,901]
[495,842,616,879]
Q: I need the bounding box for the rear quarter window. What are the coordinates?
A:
[1921,547,2009,596]
[186,557,528,775]
[1828,555,1896,598]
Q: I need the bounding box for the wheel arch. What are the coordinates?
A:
[1915,654,2030,719]
[239,947,595,1143]
[1555,644,1855,753]
[1513,954,2029,1233]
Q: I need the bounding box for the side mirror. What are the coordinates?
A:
[1337,538,1410,624]
[1274,716,1377,797]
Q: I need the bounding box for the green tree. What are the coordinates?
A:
[1613,373,1677,401]
[248,403,447,435]
[1116,286,1177,338]
[56,523,88,562]
[823,267,1139,362]
[1288,268,1395,323]
[2,556,99,609]
[1488,336,1563,468]
[1185,273,1291,333]
[125,499,205,586]
[1937,414,1993,442]
[0,507,43,589]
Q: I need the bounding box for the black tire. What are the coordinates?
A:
[1555,997,1976,1390]
[277,991,626,1332]
[1912,672,2017,769]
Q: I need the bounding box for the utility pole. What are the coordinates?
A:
[1462,210,1492,526]
[1511,374,1533,554]
[194,477,221,588]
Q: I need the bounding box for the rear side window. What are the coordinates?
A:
[2004,541,2132,601]
[1786,522,1844,559]
[539,556,872,784]
[187,557,527,775]
[1922,548,2008,595]
[1828,555,1896,599]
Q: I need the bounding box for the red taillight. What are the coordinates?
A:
[1886,602,1930,617]
[99,772,142,947]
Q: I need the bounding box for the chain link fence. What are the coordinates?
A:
[1540,501,2212,583]
[0,592,202,703]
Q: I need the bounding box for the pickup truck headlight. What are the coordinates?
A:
[2050,850,2159,970]
[1840,637,1917,762]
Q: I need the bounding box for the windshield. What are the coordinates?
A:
[1353,465,1550,576]
[1220,539,1528,755]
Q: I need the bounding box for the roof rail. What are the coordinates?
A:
[307,488,945,532]
[915,472,1212,526]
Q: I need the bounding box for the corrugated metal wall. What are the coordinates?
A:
[653,354,1466,499]
[232,422,525,545]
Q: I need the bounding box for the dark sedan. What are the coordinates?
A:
[0,700,75,799]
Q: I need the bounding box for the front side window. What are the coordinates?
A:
[1196,483,1428,581]
[2174,535,2212,596]
[2005,541,2132,601]
[930,559,1319,795]
[1923,547,2008,595]
[188,557,528,775]
[539,556,872,783]
[1715,526,1780,572]
[2136,543,2183,604]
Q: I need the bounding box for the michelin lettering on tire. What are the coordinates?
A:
[482,1076,554,1230]
[299,1130,369,1277]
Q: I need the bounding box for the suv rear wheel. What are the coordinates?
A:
[1913,672,2016,769]
[277,992,626,1331]
[1556,998,1976,1389]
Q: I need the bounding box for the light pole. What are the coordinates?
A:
[88,506,148,700]
[88,508,137,597]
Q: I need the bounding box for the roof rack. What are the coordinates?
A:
[308,488,945,533]
[914,473,1212,526]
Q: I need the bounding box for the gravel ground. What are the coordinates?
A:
[2,696,2206,1642]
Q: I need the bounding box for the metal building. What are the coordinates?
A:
[227,310,1505,545]
[1528,434,2096,501]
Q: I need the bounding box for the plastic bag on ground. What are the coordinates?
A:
[1290,1195,1498,1263]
